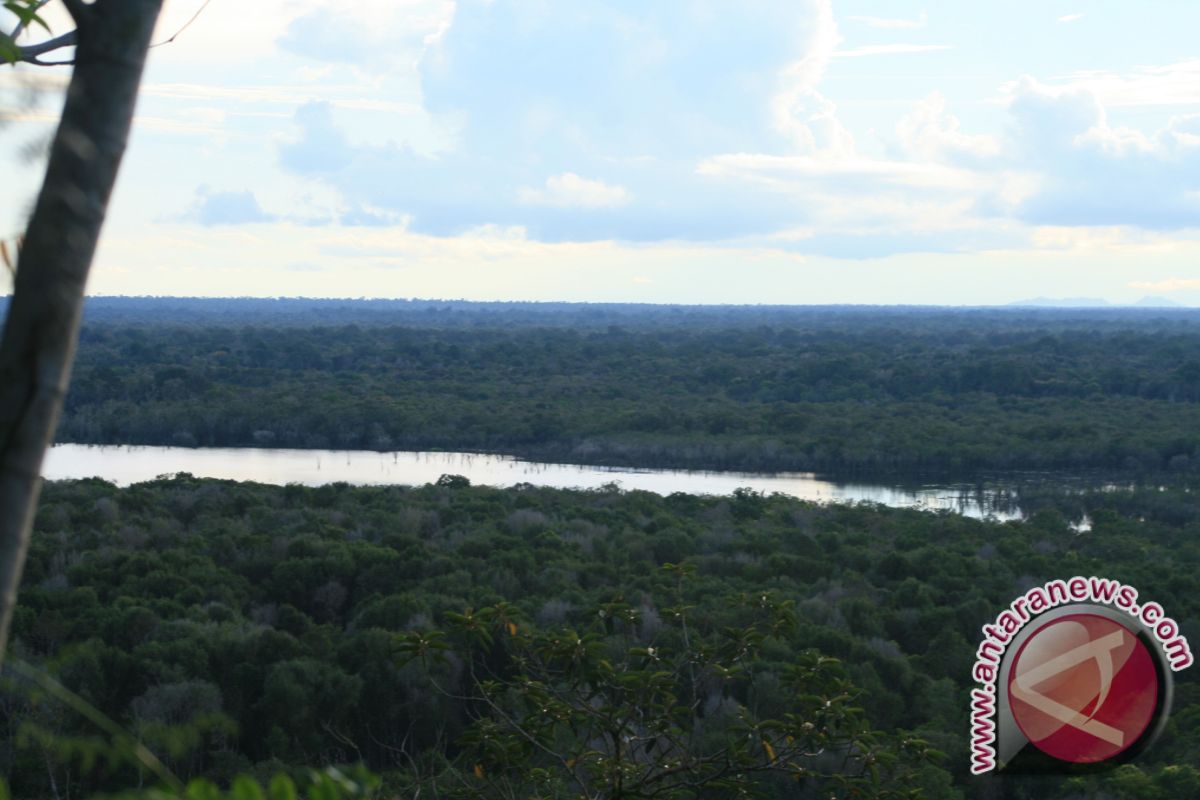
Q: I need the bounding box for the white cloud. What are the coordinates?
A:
[140,82,424,115]
[79,1,1200,276]
[150,0,308,62]
[1011,60,1200,108]
[897,92,1002,160]
[1129,277,1200,292]
[275,0,455,70]
[697,152,985,193]
[1030,226,1156,252]
[459,223,530,241]
[0,107,229,136]
[692,148,1031,258]
[1058,13,1085,23]
[846,12,927,30]
[770,0,853,155]
[269,1,833,242]
[517,173,631,209]
[700,5,1018,257]
[832,44,953,59]
[1003,76,1200,228]
[1005,75,1200,162]
[185,187,275,226]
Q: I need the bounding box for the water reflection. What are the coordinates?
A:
[45,443,1062,522]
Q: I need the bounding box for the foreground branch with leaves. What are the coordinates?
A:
[398,566,942,799]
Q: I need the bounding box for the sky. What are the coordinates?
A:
[2,0,1200,305]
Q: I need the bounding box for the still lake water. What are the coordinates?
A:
[40,443,1062,523]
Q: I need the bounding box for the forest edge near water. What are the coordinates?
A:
[27,297,1200,480]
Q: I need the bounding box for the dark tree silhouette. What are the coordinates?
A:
[0,0,164,667]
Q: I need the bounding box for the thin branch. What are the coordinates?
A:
[150,0,210,48]
[465,659,579,776]
[8,0,52,40]
[15,29,75,61]
[320,720,363,763]
[7,660,183,793]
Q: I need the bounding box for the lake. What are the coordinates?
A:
[38,443,1086,524]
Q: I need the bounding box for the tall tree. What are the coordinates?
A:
[0,0,165,667]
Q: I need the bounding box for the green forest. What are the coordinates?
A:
[4,475,1199,798]
[4,298,1200,799]
[53,299,1200,475]
[5,1,1200,798]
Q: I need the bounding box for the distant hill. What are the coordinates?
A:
[1009,296,1188,308]
[1132,295,1183,308]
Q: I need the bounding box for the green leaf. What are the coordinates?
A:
[305,773,339,800]
[185,779,222,800]
[230,776,266,800]
[268,775,298,800]
[3,1,50,35]
[0,32,18,64]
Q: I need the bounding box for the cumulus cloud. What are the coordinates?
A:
[279,102,354,174]
[269,0,1200,259]
[187,188,275,226]
[422,0,824,158]
[770,0,852,155]
[276,0,827,241]
[1004,76,1200,228]
[517,173,631,208]
[277,0,454,68]
[278,97,793,240]
[1003,59,1200,108]
[693,3,1017,257]
[896,92,1001,161]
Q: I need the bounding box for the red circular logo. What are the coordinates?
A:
[1008,613,1158,763]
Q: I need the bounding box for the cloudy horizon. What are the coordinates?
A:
[3,1,1200,306]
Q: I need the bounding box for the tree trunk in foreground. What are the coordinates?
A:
[0,0,164,668]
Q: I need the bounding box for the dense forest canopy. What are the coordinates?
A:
[41,298,1200,476]
[5,476,1199,798]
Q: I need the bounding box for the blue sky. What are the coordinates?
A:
[3,0,1200,304]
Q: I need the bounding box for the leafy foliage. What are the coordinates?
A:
[400,580,940,798]
[0,0,52,63]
